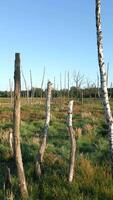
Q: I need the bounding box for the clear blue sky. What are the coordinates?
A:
[0,0,113,90]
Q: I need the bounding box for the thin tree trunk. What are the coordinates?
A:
[9,79,13,107]
[4,167,13,200]
[30,69,33,103]
[35,81,52,177]
[21,70,29,104]
[68,71,70,101]
[64,70,67,98]
[96,0,113,176]
[81,90,84,105]
[40,66,45,98]
[97,73,101,98]
[9,128,14,157]
[60,72,63,109]
[13,53,29,198]
[107,62,109,88]
[53,76,56,99]
[67,100,76,183]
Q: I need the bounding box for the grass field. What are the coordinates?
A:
[0,98,113,200]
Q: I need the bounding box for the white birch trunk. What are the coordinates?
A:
[67,100,76,183]
[35,81,52,177]
[96,0,113,176]
[9,128,14,156]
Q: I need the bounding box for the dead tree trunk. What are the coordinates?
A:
[35,81,52,177]
[96,0,113,176]
[67,100,76,183]
[60,72,63,109]
[21,70,29,104]
[40,66,45,99]
[9,79,13,107]
[4,167,13,200]
[9,128,14,157]
[97,73,101,98]
[13,53,29,199]
[107,62,109,88]
[68,71,70,101]
[30,69,33,103]
[53,76,56,99]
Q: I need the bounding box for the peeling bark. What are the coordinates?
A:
[67,100,76,183]
[35,81,52,177]
[96,0,113,176]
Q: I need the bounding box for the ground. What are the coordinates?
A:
[0,97,113,200]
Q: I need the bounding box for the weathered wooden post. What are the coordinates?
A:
[35,81,52,177]
[67,100,76,183]
[13,53,29,198]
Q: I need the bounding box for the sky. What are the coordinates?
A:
[0,0,113,90]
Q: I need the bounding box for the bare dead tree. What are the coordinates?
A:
[60,72,63,109]
[86,78,91,98]
[73,71,84,89]
[81,90,84,104]
[35,81,52,177]
[68,71,70,101]
[21,69,29,103]
[4,167,13,200]
[109,82,113,100]
[107,62,109,88]
[9,128,14,157]
[64,70,67,98]
[9,79,13,107]
[54,76,56,91]
[30,69,33,102]
[64,70,67,90]
[53,76,56,98]
[40,66,45,98]
[73,71,84,98]
[91,82,97,99]
[96,0,113,177]
[97,73,101,98]
[67,100,76,183]
[13,53,29,198]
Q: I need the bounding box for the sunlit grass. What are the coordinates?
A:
[0,98,113,199]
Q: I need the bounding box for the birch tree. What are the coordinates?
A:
[13,53,29,198]
[35,81,52,177]
[67,100,76,183]
[96,0,113,176]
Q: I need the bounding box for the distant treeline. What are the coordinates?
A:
[0,86,113,98]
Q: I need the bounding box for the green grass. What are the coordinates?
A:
[0,98,113,199]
